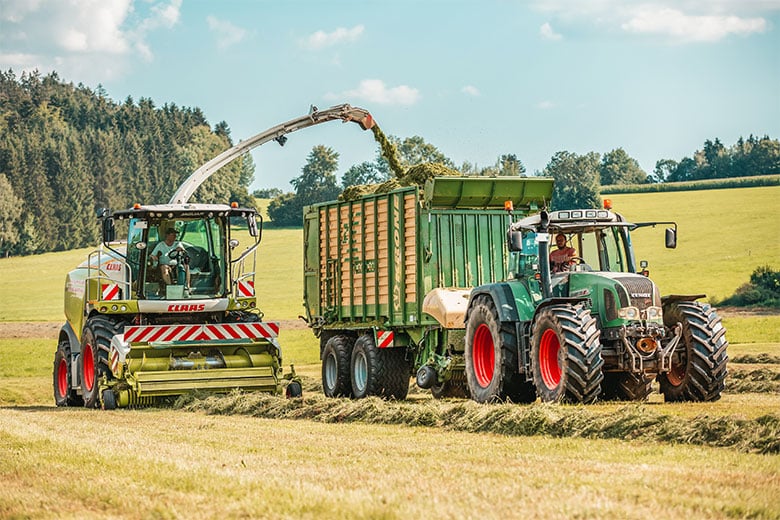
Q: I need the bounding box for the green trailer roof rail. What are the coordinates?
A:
[423,176,554,211]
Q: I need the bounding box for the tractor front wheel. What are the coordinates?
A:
[530,303,604,404]
[658,301,728,402]
[601,372,654,401]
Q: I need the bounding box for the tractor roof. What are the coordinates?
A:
[112,203,256,220]
[511,209,635,233]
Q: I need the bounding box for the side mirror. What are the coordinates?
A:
[229,239,239,250]
[508,230,523,252]
[665,228,677,249]
[247,213,259,237]
[102,217,115,243]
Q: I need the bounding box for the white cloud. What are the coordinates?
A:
[461,85,480,97]
[301,25,365,50]
[540,22,563,40]
[326,79,420,106]
[0,0,182,80]
[532,0,773,42]
[537,100,555,109]
[621,7,767,42]
[207,16,247,50]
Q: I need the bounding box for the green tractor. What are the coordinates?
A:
[53,104,374,408]
[463,204,729,404]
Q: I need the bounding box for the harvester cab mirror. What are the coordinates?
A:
[508,230,523,251]
[102,217,116,243]
[247,213,259,237]
[665,228,677,249]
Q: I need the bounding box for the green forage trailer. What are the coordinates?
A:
[303,176,554,399]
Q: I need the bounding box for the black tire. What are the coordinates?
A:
[658,301,728,402]
[350,334,410,399]
[102,388,117,410]
[601,372,654,401]
[464,296,530,403]
[530,303,604,404]
[321,335,354,397]
[431,369,470,399]
[80,315,122,409]
[53,338,83,407]
[285,381,303,399]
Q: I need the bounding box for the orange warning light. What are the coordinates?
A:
[603,199,613,210]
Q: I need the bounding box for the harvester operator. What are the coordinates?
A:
[150,228,189,291]
[550,233,577,273]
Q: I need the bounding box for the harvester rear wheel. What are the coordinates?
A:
[80,315,122,409]
[530,303,604,404]
[53,339,83,407]
[658,301,728,402]
[465,296,531,403]
[600,372,653,401]
[322,335,354,397]
[350,334,409,399]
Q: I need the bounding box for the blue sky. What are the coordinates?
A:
[2,0,779,192]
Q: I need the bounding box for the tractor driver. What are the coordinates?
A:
[550,233,577,273]
[150,228,182,289]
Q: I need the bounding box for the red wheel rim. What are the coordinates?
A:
[83,342,95,391]
[57,358,68,397]
[473,324,495,388]
[667,357,686,386]
[539,329,562,389]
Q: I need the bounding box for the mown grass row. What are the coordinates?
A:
[175,391,780,455]
[601,174,780,194]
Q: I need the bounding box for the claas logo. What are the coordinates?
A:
[167,304,206,312]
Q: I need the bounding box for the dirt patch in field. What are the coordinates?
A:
[0,320,308,339]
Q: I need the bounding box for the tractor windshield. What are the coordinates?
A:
[131,216,227,300]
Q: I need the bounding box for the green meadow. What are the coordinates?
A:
[0,186,778,519]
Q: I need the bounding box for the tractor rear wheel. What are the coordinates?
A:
[53,339,83,407]
[658,301,728,402]
[350,334,409,399]
[80,315,121,408]
[530,303,604,404]
[465,296,531,403]
[322,335,354,397]
[601,372,654,401]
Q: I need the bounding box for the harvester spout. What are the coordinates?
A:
[169,103,375,205]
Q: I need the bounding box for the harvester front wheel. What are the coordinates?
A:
[530,303,604,404]
[465,296,531,403]
[658,301,728,402]
[53,339,83,407]
[80,315,121,408]
[322,335,354,398]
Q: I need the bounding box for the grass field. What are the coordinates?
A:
[1,186,779,518]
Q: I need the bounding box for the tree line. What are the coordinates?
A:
[265,135,779,226]
[0,70,255,256]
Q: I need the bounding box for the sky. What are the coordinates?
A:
[1,0,779,193]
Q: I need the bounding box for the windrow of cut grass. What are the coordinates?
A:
[176,391,780,454]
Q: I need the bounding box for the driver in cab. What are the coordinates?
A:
[150,228,189,289]
[550,233,577,273]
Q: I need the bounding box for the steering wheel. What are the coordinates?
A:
[568,256,592,271]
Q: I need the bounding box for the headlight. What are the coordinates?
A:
[618,306,640,320]
[645,306,663,320]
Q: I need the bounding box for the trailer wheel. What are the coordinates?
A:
[53,339,83,407]
[531,303,603,404]
[465,296,529,403]
[322,335,354,397]
[600,372,653,401]
[80,315,121,408]
[350,334,409,399]
[658,301,728,402]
